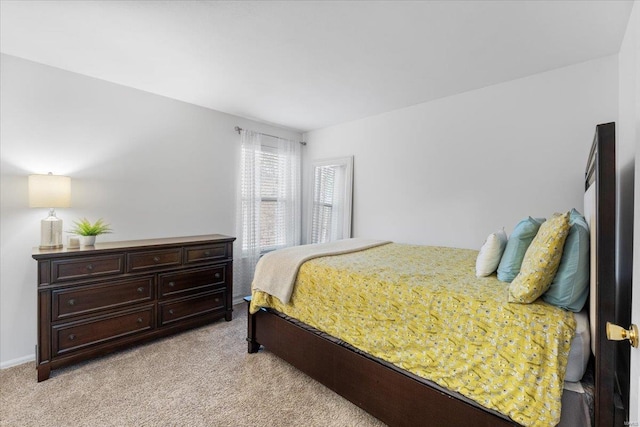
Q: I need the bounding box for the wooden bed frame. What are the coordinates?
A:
[246,122,620,427]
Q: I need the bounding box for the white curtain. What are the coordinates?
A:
[235,130,262,297]
[234,129,301,297]
[276,136,302,248]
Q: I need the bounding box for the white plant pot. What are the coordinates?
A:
[82,236,96,246]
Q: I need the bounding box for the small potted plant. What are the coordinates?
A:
[68,218,113,246]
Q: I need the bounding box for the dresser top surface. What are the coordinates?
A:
[32,234,235,259]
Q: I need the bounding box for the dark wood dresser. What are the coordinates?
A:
[32,234,235,381]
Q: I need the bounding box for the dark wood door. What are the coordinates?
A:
[590,122,632,427]
[613,119,634,425]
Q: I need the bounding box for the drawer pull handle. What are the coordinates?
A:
[86,264,94,271]
[137,287,144,293]
[204,251,211,256]
[137,317,143,324]
[168,281,175,288]
[168,309,175,315]
[214,273,221,279]
[153,257,160,263]
[68,299,76,306]
[68,334,76,341]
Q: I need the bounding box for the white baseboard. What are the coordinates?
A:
[1,354,35,369]
[233,296,248,306]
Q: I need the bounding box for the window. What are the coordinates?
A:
[238,132,301,254]
[258,147,287,251]
[310,165,336,244]
[308,156,353,244]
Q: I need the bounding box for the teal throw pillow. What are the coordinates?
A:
[542,209,590,312]
[497,217,545,283]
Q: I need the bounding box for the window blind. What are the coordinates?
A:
[311,166,336,244]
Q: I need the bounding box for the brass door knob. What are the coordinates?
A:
[606,322,638,348]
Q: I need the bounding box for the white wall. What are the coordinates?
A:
[620,0,640,421]
[302,56,618,250]
[0,54,301,367]
[0,47,624,373]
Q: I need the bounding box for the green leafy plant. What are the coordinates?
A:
[68,218,113,236]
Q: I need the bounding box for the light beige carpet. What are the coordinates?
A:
[0,304,385,427]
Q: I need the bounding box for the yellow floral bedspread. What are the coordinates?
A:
[250,243,576,427]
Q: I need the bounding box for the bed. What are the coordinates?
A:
[246,122,620,427]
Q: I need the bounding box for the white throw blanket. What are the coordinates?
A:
[252,238,391,304]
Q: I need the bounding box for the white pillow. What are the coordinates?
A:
[475,228,508,277]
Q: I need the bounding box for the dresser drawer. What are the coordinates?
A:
[159,291,225,326]
[53,307,154,356]
[184,243,228,264]
[158,265,226,299]
[127,248,182,272]
[52,255,125,283]
[52,277,154,321]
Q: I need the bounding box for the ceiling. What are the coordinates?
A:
[0,1,633,133]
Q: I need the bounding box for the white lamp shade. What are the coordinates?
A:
[29,174,71,208]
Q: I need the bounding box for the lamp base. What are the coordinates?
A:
[40,213,63,249]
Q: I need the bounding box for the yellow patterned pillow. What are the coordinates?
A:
[509,212,570,304]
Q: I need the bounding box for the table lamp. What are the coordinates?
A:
[29,173,71,249]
